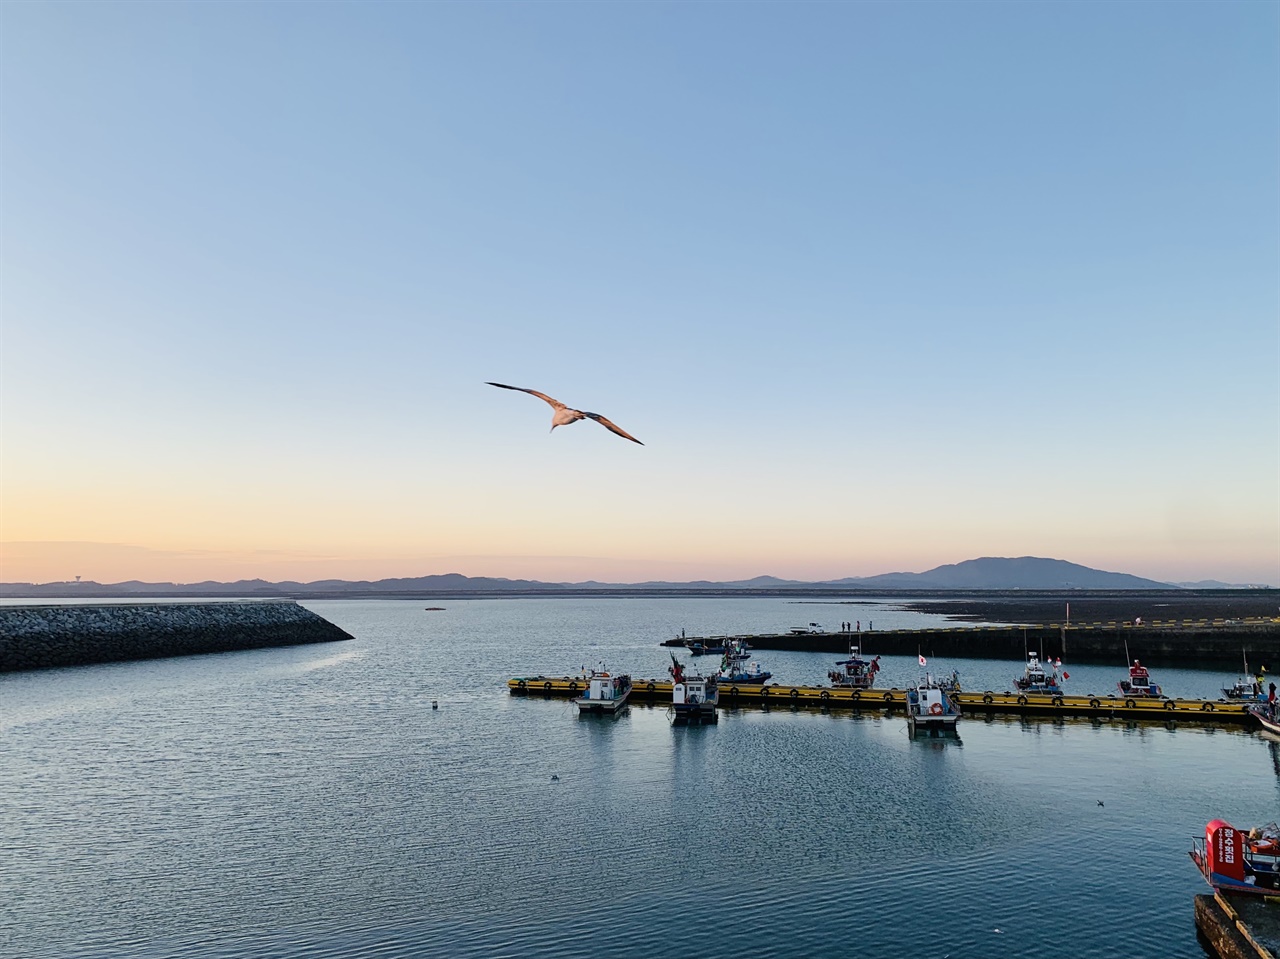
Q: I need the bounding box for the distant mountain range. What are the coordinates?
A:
[1,556,1272,598]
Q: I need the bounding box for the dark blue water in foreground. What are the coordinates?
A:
[2,597,1277,959]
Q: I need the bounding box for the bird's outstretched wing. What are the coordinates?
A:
[486,382,565,410]
[584,412,643,445]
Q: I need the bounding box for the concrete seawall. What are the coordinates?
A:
[668,621,1280,667]
[0,601,354,673]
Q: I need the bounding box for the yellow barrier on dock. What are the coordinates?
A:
[507,676,1258,723]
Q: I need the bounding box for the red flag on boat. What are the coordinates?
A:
[1063,671,1070,679]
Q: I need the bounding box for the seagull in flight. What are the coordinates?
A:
[486,382,643,445]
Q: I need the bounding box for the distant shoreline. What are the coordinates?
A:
[1,587,1277,624]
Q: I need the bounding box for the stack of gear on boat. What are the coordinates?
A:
[1247,823,1280,855]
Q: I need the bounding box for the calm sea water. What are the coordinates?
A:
[2,597,1277,959]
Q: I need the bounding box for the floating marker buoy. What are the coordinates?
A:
[431,700,438,709]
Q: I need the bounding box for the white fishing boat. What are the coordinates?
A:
[669,654,718,724]
[1013,652,1065,695]
[906,673,960,737]
[1223,652,1265,701]
[575,668,632,715]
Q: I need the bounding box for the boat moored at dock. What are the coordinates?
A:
[1249,702,1280,735]
[576,668,632,715]
[508,676,1259,723]
[670,655,718,724]
[1223,653,1266,701]
[1118,659,1163,699]
[1014,651,1065,695]
[1223,677,1265,701]
[827,642,880,689]
[717,638,771,685]
[906,673,960,737]
[1190,819,1280,895]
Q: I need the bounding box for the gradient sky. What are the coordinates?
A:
[2,1,1277,586]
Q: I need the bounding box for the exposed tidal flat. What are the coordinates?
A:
[2,597,1277,959]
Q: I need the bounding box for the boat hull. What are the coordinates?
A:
[721,672,771,684]
[672,702,718,724]
[907,715,960,737]
[1250,705,1280,735]
[1190,849,1280,896]
[576,690,631,714]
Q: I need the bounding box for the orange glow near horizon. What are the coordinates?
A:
[2,538,1276,587]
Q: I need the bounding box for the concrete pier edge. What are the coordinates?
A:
[1196,894,1277,959]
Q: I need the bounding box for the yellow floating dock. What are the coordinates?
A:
[508,676,1257,723]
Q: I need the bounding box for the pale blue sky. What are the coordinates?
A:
[2,1,1277,585]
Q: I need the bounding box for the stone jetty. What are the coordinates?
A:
[0,601,353,673]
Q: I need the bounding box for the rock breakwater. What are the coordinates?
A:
[0,601,353,673]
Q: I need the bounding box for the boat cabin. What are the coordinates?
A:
[586,672,626,702]
[906,675,960,738]
[673,676,712,706]
[576,668,632,714]
[1025,653,1049,685]
[909,685,953,717]
[1224,678,1263,700]
[1015,652,1062,693]
[1118,659,1163,697]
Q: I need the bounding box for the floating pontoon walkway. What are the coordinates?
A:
[508,676,1260,723]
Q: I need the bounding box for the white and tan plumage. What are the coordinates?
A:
[486,382,643,445]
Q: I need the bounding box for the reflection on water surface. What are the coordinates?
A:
[1,597,1274,959]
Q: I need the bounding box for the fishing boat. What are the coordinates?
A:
[905,673,960,737]
[686,640,725,657]
[1013,652,1065,695]
[1190,819,1280,894]
[936,669,962,693]
[828,642,880,689]
[1250,702,1280,736]
[1117,659,1163,698]
[669,654,718,724]
[575,668,632,715]
[717,638,771,685]
[1223,652,1265,700]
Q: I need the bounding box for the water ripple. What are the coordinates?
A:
[0,597,1273,959]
